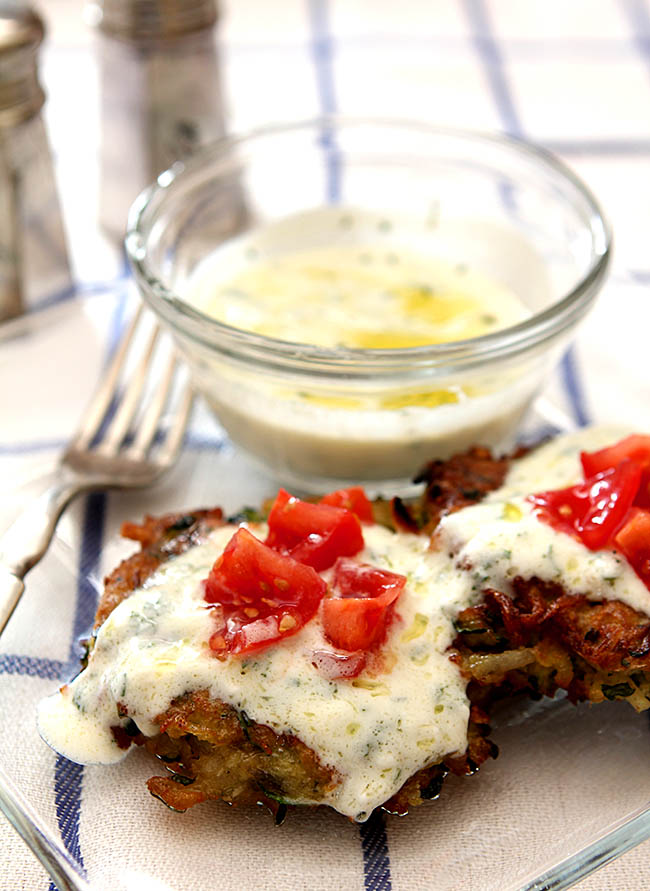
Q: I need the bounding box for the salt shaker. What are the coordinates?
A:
[0,1,71,322]
[89,0,226,239]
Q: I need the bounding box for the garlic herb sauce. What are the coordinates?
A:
[189,242,528,350]
[175,208,549,482]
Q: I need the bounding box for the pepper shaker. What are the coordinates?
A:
[0,1,71,322]
[88,0,227,239]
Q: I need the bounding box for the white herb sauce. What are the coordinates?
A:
[37,427,649,820]
[178,207,547,484]
[189,242,528,349]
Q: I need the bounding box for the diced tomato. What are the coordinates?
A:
[321,558,406,651]
[614,508,650,588]
[266,489,364,571]
[529,460,642,551]
[319,487,374,523]
[204,527,326,656]
[311,649,367,680]
[333,558,407,601]
[581,434,650,477]
[636,471,650,509]
[581,435,650,508]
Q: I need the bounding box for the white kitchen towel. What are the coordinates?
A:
[2,0,650,888]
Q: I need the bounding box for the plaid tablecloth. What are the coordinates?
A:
[2,1,650,888]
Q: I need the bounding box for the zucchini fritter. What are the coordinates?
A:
[92,445,650,820]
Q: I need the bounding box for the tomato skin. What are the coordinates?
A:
[319,487,374,523]
[529,461,641,551]
[635,471,650,509]
[581,435,650,478]
[536,435,650,591]
[614,509,650,588]
[266,489,364,571]
[582,435,650,509]
[204,527,326,656]
[333,558,406,601]
[321,558,406,652]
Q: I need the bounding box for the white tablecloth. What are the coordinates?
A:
[2,1,650,888]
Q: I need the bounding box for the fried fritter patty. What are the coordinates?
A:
[453,578,650,712]
[94,447,650,820]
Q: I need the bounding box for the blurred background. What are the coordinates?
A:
[29,0,650,428]
[39,1,650,282]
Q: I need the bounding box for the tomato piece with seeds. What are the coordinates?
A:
[581,435,650,509]
[321,558,406,652]
[319,487,374,523]
[204,527,326,656]
[581,434,650,477]
[529,461,641,551]
[266,489,364,571]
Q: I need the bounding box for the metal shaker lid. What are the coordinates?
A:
[0,1,43,51]
[0,1,45,122]
[89,0,218,43]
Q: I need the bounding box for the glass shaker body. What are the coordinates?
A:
[0,2,71,321]
[92,1,226,239]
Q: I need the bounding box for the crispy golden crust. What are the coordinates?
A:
[453,578,650,712]
[140,691,338,821]
[93,445,650,821]
[96,509,224,628]
[137,695,497,819]
[415,445,519,531]
[94,455,513,819]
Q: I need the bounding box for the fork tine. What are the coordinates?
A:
[125,351,178,459]
[95,322,160,454]
[155,377,194,467]
[2,302,193,639]
[71,304,146,451]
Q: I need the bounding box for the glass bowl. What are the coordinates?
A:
[125,117,611,493]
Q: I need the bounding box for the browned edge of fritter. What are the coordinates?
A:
[91,446,650,822]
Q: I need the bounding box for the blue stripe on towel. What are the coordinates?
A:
[619,0,650,66]
[52,757,86,873]
[0,438,66,455]
[359,811,393,891]
[461,0,592,427]
[461,0,522,135]
[44,305,123,891]
[49,491,107,885]
[545,136,650,156]
[0,431,225,457]
[70,493,105,662]
[560,348,591,427]
[307,2,392,887]
[307,0,341,203]
[0,654,65,680]
[461,0,520,207]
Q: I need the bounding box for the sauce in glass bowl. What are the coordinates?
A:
[180,207,542,488]
[188,236,530,351]
[126,120,611,491]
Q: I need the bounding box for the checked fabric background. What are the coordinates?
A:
[2,1,650,889]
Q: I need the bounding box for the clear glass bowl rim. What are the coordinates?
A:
[125,116,612,374]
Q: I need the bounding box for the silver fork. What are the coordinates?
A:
[0,303,193,635]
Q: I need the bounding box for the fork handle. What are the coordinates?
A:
[0,474,85,635]
[0,567,24,636]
